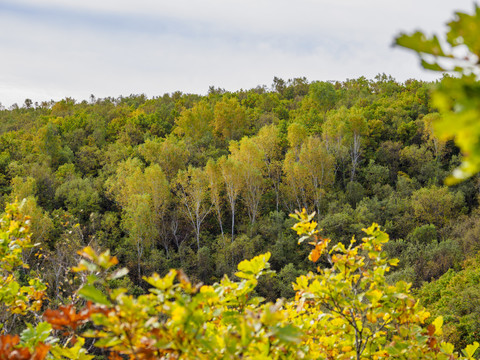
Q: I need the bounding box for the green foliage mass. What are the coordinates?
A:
[418,255,480,350]
[0,72,477,300]
[396,5,480,184]
[3,4,480,355]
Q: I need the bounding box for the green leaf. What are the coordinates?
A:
[447,9,480,56]
[420,59,445,71]
[86,274,99,285]
[395,32,446,56]
[274,325,301,343]
[440,342,455,355]
[20,322,52,347]
[78,285,111,306]
[94,337,123,347]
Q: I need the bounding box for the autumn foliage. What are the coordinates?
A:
[1,202,478,359]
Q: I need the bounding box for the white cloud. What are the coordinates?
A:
[0,0,477,106]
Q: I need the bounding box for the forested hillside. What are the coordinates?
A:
[4,4,480,359]
[0,73,477,355]
[0,74,477,299]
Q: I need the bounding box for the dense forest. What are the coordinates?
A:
[2,75,479,338]
[2,5,480,359]
[2,74,473,290]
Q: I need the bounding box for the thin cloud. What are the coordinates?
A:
[0,1,346,55]
[0,0,477,106]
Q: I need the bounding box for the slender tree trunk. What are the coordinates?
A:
[351,133,361,181]
[275,186,280,212]
[196,225,200,250]
[171,216,180,249]
[217,212,225,245]
[136,238,143,281]
[163,239,169,258]
[231,202,235,243]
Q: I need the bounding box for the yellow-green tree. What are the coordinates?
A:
[175,166,211,250]
[143,164,171,256]
[286,122,307,158]
[230,137,265,225]
[205,159,225,241]
[105,157,144,209]
[9,176,53,248]
[282,149,308,212]
[298,136,335,217]
[218,156,244,242]
[282,123,309,212]
[106,159,171,276]
[421,112,446,162]
[345,107,367,181]
[322,107,347,156]
[213,97,248,141]
[282,137,334,217]
[253,124,283,210]
[138,135,190,181]
[411,185,464,228]
[123,193,158,279]
[174,100,213,145]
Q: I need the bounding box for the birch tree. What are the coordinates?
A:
[175,166,211,250]
[205,159,225,242]
[345,107,367,181]
[123,193,157,280]
[253,124,283,210]
[106,159,171,275]
[230,137,265,225]
[322,107,349,180]
[282,149,308,212]
[218,156,243,242]
[299,136,335,217]
[282,136,334,217]
[422,112,446,161]
[144,164,171,256]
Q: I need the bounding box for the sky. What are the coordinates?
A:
[0,0,477,107]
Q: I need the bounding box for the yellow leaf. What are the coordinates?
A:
[366,312,378,323]
[330,317,345,327]
[367,289,382,304]
[464,341,479,359]
[78,246,97,261]
[171,306,187,324]
[432,316,443,336]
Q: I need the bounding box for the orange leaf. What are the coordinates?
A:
[32,343,51,360]
[309,247,321,262]
[426,324,435,337]
[43,301,103,331]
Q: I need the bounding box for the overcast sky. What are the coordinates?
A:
[0,0,477,107]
